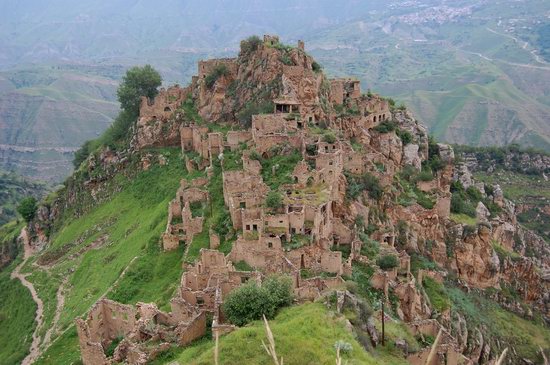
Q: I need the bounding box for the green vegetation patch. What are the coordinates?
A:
[260,149,302,190]
[422,277,450,313]
[0,260,37,365]
[447,286,550,362]
[173,303,382,365]
[25,148,185,363]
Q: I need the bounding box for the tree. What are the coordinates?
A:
[117,65,162,117]
[17,197,37,222]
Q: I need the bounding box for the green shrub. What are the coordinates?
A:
[345,172,383,201]
[237,100,274,128]
[416,191,435,209]
[399,165,417,182]
[265,191,283,210]
[376,254,398,270]
[279,53,294,65]
[373,120,397,133]
[17,196,37,222]
[396,129,413,145]
[417,169,434,182]
[234,260,254,271]
[223,276,293,326]
[422,277,450,313]
[323,132,337,144]
[204,65,229,89]
[263,275,293,309]
[358,232,379,258]
[73,140,97,168]
[312,61,322,72]
[451,191,476,217]
[105,336,123,357]
[240,35,262,55]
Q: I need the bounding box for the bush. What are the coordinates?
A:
[223,276,293,326]
[417,169,434,182]
[265,191,283,210]
[263,275,293,309]
[373,120,397,133]
[376,254,398,270]
[204,65,229,89]
[396,129,413,145]
[451,193,476,217]
[237,100,274,128]
[422,277,450,313]
[240,35,262,55]
[72,140,97,168]
[323,132,337,144]
[358,232,379,258]
[312,61,322,72]
[17,197,37,222]
[345,172,383,201]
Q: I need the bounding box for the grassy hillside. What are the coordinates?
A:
[473,170,550,241]
[0,222,36,365]
[446,284,550,363]
[157,303,406,365]
[0,259,37,365]
[9,147,187,364]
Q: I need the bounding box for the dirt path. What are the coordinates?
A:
[41,276,68,350]
[10,229,44,365]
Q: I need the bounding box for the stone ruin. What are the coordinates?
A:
[162,178,209,251]
[76,249,259,365]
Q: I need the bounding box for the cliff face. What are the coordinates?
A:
[20,35,550,364]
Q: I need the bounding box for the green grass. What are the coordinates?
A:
[450,213,477,226]
[34,327,80,365]
[422,277,450,313]
[446,286,550,362]
[20,148,188,364]
[171,302,402,365]
[260,149,302,190]
[0,259,37,365]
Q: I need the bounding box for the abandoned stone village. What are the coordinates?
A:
[59,35,550,364]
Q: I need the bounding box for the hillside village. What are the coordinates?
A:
[5,35,550,365]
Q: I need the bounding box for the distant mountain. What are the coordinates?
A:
[0,66,119,182]
[0,0,548,183]
[306,0,550,151]
[0,0,383,67]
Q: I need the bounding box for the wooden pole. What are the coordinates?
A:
[214,331,219,365]
[381,298,385,346]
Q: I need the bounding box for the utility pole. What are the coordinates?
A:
[381,296,385,346]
